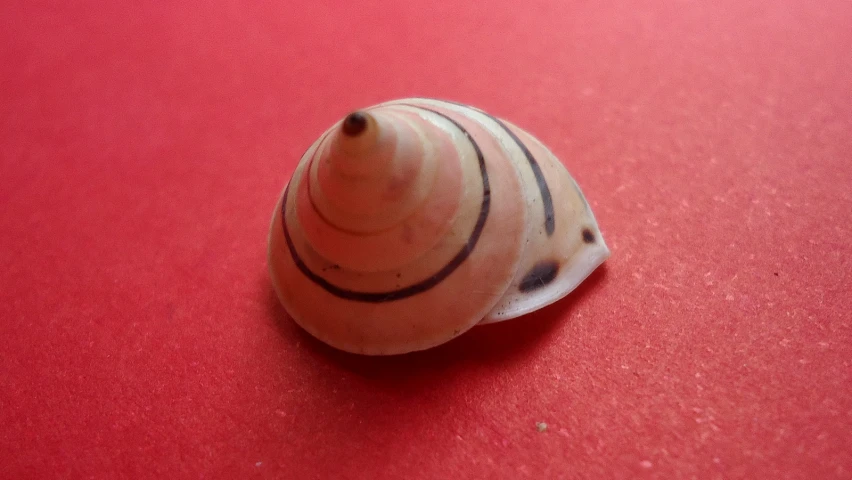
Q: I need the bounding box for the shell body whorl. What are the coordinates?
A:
[268,98,610,355]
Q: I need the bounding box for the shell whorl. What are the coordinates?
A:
[307,109,436,233]
[298,105,477,273]
[268,98,610,355]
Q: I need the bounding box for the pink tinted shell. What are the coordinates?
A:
[268,98,610,355]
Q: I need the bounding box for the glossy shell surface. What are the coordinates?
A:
[268,98,610,355]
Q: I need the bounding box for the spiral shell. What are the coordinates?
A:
[268,98,610,355]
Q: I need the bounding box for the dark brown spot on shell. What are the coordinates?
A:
[582,228,595,244]
[342,111,368,136]
[518,261,560,292]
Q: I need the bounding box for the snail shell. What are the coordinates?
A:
[268,98,610,355]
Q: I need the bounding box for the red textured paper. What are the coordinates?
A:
[2,1,850,479]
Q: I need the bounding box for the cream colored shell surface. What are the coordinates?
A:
[268,98,610,355]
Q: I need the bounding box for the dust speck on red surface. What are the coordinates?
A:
[1,1,851,479]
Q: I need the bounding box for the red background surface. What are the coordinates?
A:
[2,1,851,478]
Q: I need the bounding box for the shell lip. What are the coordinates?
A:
[482,238,611,323]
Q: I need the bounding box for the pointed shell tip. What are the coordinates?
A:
[342,111,369,136]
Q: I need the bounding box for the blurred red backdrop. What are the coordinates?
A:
[1,1,850,478]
